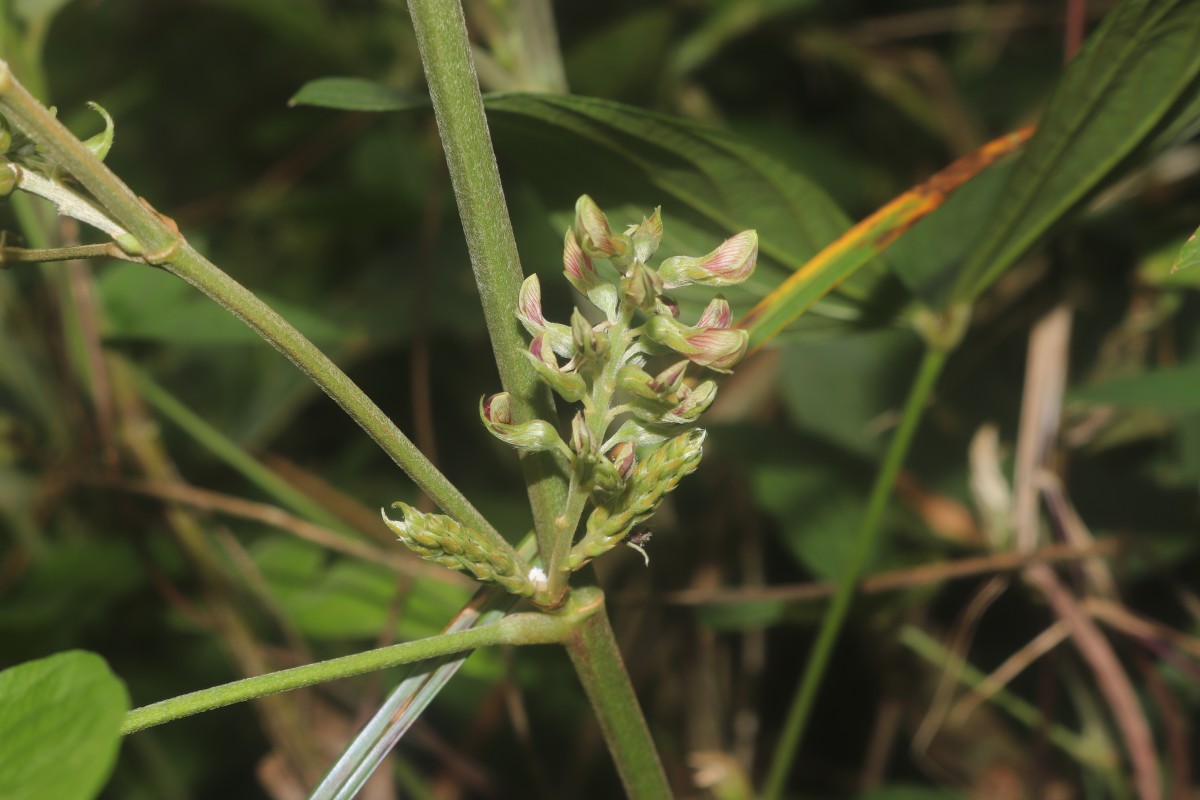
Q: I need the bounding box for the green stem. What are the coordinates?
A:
[564,597,672,800]
[0,60,518,564]
[122,610,573,735]
[1,242,138,265]
[761,346,948,799]
[897,626,1114,770]
[406,0,568,599]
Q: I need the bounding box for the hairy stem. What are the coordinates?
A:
[761,346,948,799]
[122,610,574,735]
[0,59,516,562]
[406,0,568,599]
[564,593,672,799]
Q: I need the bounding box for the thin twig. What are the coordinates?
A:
[86,475,472,586]
[950,619,1072,724]
[640,539,1119,606]
[0,241,143,266]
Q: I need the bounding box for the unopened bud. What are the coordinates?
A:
[608,441,636,480]
[570,411,596,459]
[696,295,732,329]
[516,274,573,357]
[645,314,749,373]
[619,259,664,312]
[571,308,607,365]
[524,335,587,402]
[627,207,663,263]
[658,230,758,289]
[563,228,618,319]
[661,380,717,424]
[575,194,631,264]
[480,393,570,455]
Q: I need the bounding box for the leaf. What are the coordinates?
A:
[0,651,129,800]
[564,9,674,100]
[954,0,1200,303]
[739,129,1030,346]
[1070,365,1200,412]
[81,102,114,162]
[289,77,427,112]
[99,262,351,346]
[886,158,1017,305]
[1172,223,1200,273]
[778,328,923,458]
[481,92,876,327]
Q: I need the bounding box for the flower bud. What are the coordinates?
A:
[592,454,623,496]
[480,393,570,455]
[574,194,631,264]
[645,314,749,373]
[660,380,717,424]
[648,360,689,396]
[516,274,573,357]
[563,228,618,320]
[571,308,607,365]
[524,335,587,402]
[628,207,663,263]
[617,364,658,401]
[608,441,636,480]
[656,295,680,319]
[619,259,664,313]
[695,295,732,330]
[570,411,597,459]
[658,230,758,289]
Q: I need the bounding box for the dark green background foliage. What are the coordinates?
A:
[1,0,1198,797]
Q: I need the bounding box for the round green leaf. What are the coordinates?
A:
[0,651,129,800]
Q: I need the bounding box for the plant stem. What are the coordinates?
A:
[761,345,948,799]
[406,0,568,599]
[0,60,517,562]
[122,610,574,735]
[0,241,138,264]
[898,626,1115,770]
[564,591,672,799]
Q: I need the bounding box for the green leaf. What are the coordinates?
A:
[886,159,1017,306]
[1071,365,1200,412]
[482,92,884,328]
[0,651,129,800]
[99,262,351,346]
[954,0,1200,303]
[81,102,114,162]
[289,77,427,112]
[564,9,674,100]
[1172,224,1200,273]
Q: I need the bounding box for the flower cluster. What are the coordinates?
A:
[388,195,756,590]
[483,196,757,570]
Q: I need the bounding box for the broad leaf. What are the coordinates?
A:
[1071,365,1200,412]
[0,651,129,800]
[954,0,1200,302]
[290,77,426,112]
[1173,223,1200,273]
